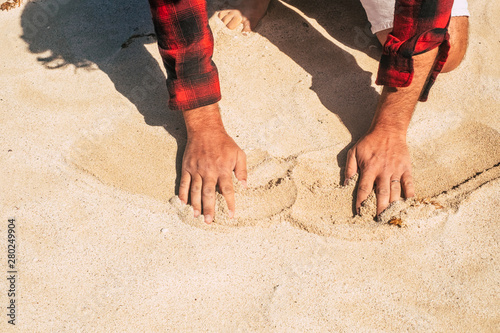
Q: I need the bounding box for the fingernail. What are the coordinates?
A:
[240,180,247,189]
[193,210,200,217]
[228,210,235,219]
[204,214,213,224]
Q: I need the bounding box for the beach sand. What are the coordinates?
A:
[1,0,499,331]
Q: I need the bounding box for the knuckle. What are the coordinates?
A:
[179,181,190,189]
[220,185,234,195]
[217,166,233,177]
[190,184,202,193]
[403,180,414,188]
[183,158,198,169]
[202,186,215,197]
[196,163,212,175]
[376,187,390,196]
[357,185,372,193]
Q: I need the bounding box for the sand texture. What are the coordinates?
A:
[1,0,499,331]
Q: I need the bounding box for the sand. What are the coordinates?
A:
[1,0,499,331]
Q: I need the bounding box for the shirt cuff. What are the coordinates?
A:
[376,27,450,102]
[166,65,222,111]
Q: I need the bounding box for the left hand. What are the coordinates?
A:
[344,129,415,216]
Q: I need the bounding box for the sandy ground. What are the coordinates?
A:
[1,0,499,331]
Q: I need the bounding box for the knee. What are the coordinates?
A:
[375,17,469,74]
[442,16,469,73]
[375,28,391,47]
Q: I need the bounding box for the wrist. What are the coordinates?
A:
[183,103,227,137]
[368,123,407,141]
[368,92,411,139]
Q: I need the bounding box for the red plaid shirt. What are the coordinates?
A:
[148,0,453,110]
[376,0,454,101]
[148,0,221,111]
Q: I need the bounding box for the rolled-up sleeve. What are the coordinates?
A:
[376,0,454,101]
[148,0,221,111]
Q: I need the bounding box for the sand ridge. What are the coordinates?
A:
[1,0,499,331]
[63,0,500,232]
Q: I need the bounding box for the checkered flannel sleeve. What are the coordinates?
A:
[148,0,221,111]
[376,0,454,101]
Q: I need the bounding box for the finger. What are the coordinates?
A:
[234,150,248,188]
[178,170,191,204]
[355,172,375,214]
[344,148,358,185]
[242,18,252,32]
[218,175,235,218]
[375,176,391,216]
[217,10,227,18]
[217,10,230,21]
[389,178,402,203]
[219,11,235,26]
[202,179,217,224]
[227,16,243,30]
[401,171,415,198]
[190,174,203,218]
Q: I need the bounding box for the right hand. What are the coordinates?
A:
[179,104,247,224]
[344,129,415,216]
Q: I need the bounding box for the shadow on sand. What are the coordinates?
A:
[20,0,380,193]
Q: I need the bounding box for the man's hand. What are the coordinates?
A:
[345,129,414,216]
[179,103,247,224]
[344,47,439,217]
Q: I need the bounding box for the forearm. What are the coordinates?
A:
[370,47,439,136]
